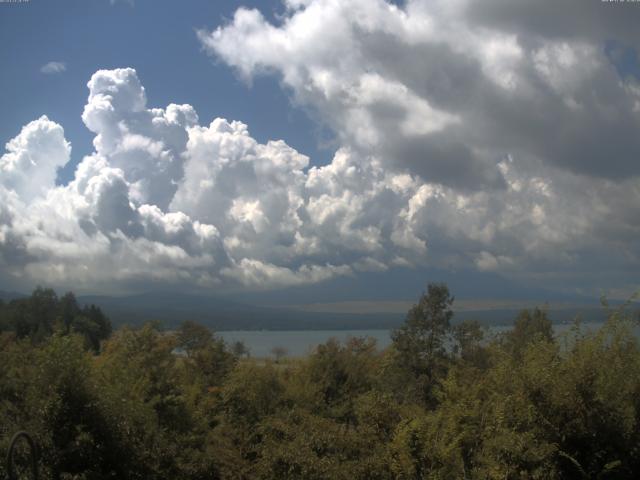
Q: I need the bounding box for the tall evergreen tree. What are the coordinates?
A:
[391,282,454,406]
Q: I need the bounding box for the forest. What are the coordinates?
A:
[0,284,639,479]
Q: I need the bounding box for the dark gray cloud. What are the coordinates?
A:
[357,15,640,180]
[466,0,640,45]
[203,0,640,185]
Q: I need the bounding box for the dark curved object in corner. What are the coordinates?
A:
[6,431,38,480]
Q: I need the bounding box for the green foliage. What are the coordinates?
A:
[176,320,237,392]
[1,284,640,479]
[255,408,394,480]
[391,283,454,406]
[221,362,284,426]
[231,340,250,358]
[0,333,125,479]
[177,320,214,354]
[0,288,111,352]
[503,307,553,358]
[291,337,380,421]
[452,319,488,367]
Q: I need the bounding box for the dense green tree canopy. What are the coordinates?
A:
[0,288,111,352]
[1,284,639,479]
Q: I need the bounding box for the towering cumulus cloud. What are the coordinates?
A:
[197,0,640,294]
[1,9,640,296]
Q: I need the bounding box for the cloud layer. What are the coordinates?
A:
[200,0,640,182]
[1,0,639,296]
[197,0,640,294]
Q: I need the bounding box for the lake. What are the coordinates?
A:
[219,329,393,357]
[218,322,623,358]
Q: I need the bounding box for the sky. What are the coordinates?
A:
[1,0,639,304]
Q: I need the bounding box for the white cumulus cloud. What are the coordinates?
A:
[192,0,640,294]
[1,61,639,295]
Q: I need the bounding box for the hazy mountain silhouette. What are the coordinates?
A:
[76,291,608,331]
[0,290,27,302]
[1,289,609,331]
[76,291,404,331]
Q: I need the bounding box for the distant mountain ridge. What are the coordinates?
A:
[75,291,611,331]
[1,289,613,331]
[77,291,404,331]
[0,290,27,302]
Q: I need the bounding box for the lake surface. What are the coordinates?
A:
[219,329,393,358]
[219,322,623,358]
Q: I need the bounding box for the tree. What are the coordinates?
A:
[391,283,454,406]
[232,340,250,358]
[0,289,111,352]
[292,337,379,422]
[175,320,237,390]
[452,319,489,368]
[71,304,112,353]
[56,291,81,334]
[6,287,58,341]
[176,320,213,355]
[504,307,553,358]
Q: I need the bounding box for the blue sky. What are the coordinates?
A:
[1,0,639,305]
[0,0,331,183]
